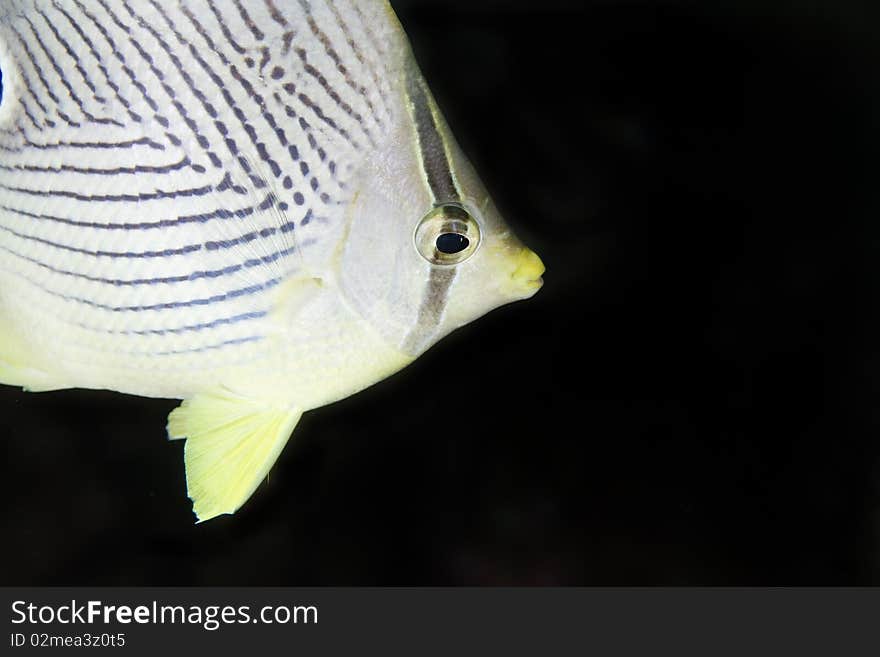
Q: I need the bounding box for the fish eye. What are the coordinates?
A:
[414,204,481,265]
[435,232,469,254]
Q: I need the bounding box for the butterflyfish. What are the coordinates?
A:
[0,0,544,521]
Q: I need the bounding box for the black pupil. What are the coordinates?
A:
[435,233,469,255]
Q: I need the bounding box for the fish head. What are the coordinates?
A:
[338,73,543,357]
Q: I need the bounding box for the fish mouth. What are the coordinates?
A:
[507,247,545,296]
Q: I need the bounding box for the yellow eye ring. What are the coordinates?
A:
[414,203,481,265]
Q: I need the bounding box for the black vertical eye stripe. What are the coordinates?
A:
[406,68,459,205]
[402,60,468,354]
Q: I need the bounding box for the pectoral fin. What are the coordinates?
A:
[167,392,302,522]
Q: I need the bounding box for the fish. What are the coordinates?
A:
[0,0,544,521]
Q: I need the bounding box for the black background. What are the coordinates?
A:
[3,0,880,585]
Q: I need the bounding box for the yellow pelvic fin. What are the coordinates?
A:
[167,392,303,522]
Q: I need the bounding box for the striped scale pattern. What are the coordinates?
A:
[0,0,406,391]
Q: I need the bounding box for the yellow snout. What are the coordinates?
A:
[510,247,545,292]
[491,239,545,300]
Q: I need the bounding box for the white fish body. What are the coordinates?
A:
[0,0,544,520]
